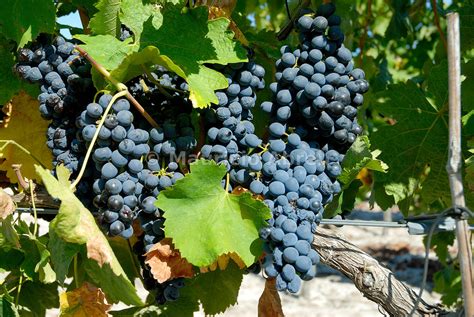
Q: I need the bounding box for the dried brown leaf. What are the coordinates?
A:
[0,189,15,219]
[59,282,111,317]
[144,238,194,283]
[258,278,284,317]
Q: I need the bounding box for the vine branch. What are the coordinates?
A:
[74,46,159,128]
[277,0,312,41]
[312,227,446,316]
[431,0,448,52]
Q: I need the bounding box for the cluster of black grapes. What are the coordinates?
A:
[199,61,266,175]
[15,35,94,177]
[15,1,369,300]
[254,3,368,293]
[15,36,195,303]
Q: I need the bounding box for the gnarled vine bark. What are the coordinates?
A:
[312,227,447,317]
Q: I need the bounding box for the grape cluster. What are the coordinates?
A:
[261,2,367,152]
[82,86,196,240]
[15,35,95,175]
[255,3,368,293]
[199,61,265,172]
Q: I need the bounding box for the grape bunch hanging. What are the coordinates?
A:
[15,1,368,303]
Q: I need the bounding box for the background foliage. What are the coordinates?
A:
[0,0,472,314]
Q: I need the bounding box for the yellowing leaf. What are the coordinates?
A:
[258,278,284,317]
[199,252,246,273]
[0,92,52,182]
[36,165,142,305]
[0,189,15,219]
[144,238,194,283]
[59,282,111,317]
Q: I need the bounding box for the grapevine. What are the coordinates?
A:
[0,0,472,316]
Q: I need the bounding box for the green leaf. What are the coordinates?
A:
[108,237,140,282]
[35,165,142,306]
[161,261,243,316]
[430,232,455,265]
[371,76,451,212]
[157,159,271,267]
[48,228,82,284]
[17,281,59,316]
[110,306,162,316]
[109,46,184,88]
[17,235,56,283]
[183,261,243,315]
[140,6,248,107]
[0,248,24,272]
[0,39,22,104]
[339,136,388,187]
[119,0,162,42]
[0,0,55,48]
[76,34,136,71]
[0,215,20,250]
[433,265,463,307]
[466,139,474,195]
[324,180,363,218]
[0,296,19,317]
[82,252,141,305]
[89,0,122,37]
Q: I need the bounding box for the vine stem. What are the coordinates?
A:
[431,0,448,52]
[74,46,159,128]
[0,140,46,168]
[277,0,312,41]
[73,255,79,288]
[29,180,38,236]
[143,67,189,95]
[15,274,23,306]
[70,90,128,190]
[225,173,230,193]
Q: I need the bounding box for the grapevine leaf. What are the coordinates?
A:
[76,35,135,70]
[157,159,271,267]
[0,92,52,182]
[108,237,140,282]
[371,77,451,213]
[339,136,388,187]
[36,165,142,305]
[59,282,111,317]
[109,46,184,88]
[110,305,163,316]
[258,278,284,317]
[17,281,59,316]
[0,248,24,272]
[140,6,248,107]
[182,261,243,315]
[0,0,55,48]
[119,0,163,42]
[71,0,99,16]
[461,60,474,113]
[0,39,29,105]
[17,235,56,283]
[0,189,14,220]
[433,265,463,307]
[466,140,474,194]
[324,179,363,218]
[89,0,122,37]
[186,67,229,108]
[0,296,19,317]
[144,238,194,283]
[48,228,82,284]
[0,215,20,249]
